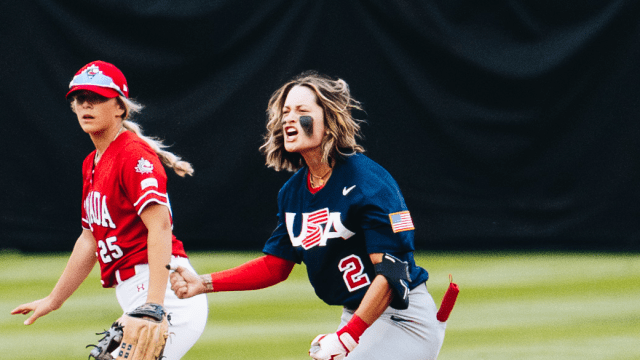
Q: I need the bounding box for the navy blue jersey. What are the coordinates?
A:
[263,153,429,309]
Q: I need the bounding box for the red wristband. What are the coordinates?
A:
[337,314,370,343]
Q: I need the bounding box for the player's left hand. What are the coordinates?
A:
[309,332,358,360]
[88,303,169,360]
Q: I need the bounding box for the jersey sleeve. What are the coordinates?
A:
[119,144,171,215]
[263,219,302,264]
[360,178,416,255]
[262,188,303,264]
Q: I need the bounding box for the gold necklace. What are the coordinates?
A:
[310,167,332,188]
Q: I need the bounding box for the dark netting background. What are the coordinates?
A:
[2,0,639,252]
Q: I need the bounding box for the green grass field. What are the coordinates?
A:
[1,251,638,359]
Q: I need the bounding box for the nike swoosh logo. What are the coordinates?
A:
[390,315,416,323]
[343,185,356,196]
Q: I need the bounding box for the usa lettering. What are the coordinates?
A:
[285,208,355,249]
[84,191,116,229]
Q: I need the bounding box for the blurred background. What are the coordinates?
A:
[2,0,639,253]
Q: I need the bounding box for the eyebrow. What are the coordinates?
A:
[283,104,309,110]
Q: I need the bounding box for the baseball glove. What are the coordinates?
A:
[87,303,169,360]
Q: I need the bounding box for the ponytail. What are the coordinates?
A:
[118,97,194,177]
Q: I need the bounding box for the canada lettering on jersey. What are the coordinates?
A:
[285,208,355,249]
[84,190,116,229]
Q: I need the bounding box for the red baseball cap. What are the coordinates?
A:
[66,60,129,99]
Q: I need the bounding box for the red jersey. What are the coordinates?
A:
[81,130,188,288]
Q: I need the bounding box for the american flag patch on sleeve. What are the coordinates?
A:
[389,211,415,233]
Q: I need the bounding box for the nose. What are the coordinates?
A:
[282,113,296,125]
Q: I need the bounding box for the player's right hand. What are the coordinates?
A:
[309,332,357,360]
[168,265,206,299]
[10,297,60,325]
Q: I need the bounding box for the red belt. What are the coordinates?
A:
[115,266,138,285]
[113,256,188,286]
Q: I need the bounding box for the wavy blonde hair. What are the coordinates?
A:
[260,71,365,172]
[116,97,194,177]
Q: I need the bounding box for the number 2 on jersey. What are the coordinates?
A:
[339,255,371,292]
[98,236,123,263]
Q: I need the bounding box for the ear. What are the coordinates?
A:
[115,100,126,118]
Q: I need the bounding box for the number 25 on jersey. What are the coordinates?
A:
[98,236,123,263]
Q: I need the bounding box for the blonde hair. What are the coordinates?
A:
[117,96,194,177]
[260,71,365,172]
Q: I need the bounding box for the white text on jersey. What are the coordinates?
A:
[84,191,116,229]
[285,208,355,249]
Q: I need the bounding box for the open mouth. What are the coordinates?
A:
[285,126,298,138]
[82,115,95,120]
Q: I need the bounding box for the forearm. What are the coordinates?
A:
[354,274,393,325]
[146,226,172,304]
[49,231,97,308]
[207,255,294,292]
[353,252,394,325]
[140,204,173,305]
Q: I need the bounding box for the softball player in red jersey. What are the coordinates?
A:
[169,71,446,359]
[11,61,208,360]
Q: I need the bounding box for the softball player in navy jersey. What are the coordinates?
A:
[169,71,446,359]
[11,61,208,360]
